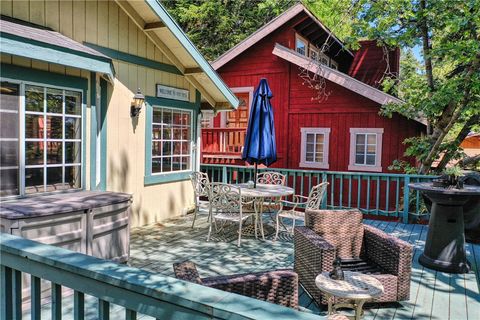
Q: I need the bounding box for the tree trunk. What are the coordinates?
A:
[436,114,480,170]
[419,0,435,92]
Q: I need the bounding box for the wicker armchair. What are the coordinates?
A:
[294,209,413,305]
[173,261,299,309]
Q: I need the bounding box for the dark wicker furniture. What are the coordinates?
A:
[173,261,299,308]
[294,209,413,305]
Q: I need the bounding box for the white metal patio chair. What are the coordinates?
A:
[207,183,257,247]
[190,172,211,228]
[274,181,328,240]
[256,171,287,215]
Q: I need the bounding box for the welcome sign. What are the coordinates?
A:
[156,84,190,102]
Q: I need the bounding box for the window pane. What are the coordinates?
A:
[65,91,82,115]
[47,116,63,139]
[356,134,365,145]
[25,168,44,194]
[173,128,182,140]
[172,157,181,171]
[152,141,162,156]
[367,134,376,145]
[65,142,81,164]
[25,85,44,112]
[25,114,44,138]
[306,152,314,162]
[0,112,19,139]
[296,39,306,55]
[46,88,63,113]
[172,112,182,125]
[182,112,191,126]
[181,156,190,170]
[65,117,81,139]
[47,142,62,164]
[367,144,376,154]
[65,166,81,189]
[163,141,172,155]
[366,155,376,165]
[316,134,324,144]
[356,144,364,154]
[306,143,314,153]
[25,142,44,165]
[172,142,181,155]
[152,125,162,139]
[182,128,190,140]
[0,82,20,111]
[162,110,172,124]
[162,157,172,172]
[355,154,365,165]
[0,141,18,167]
[153,109,162,123]
[315,152,323,163]
[306,133,314,144]
[46,166,63,191]
[0,169,19,196]
[181,142,190,155]
[163,125,171,139]
[152,158,162,173]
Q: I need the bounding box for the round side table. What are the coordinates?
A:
[315,271,384,320]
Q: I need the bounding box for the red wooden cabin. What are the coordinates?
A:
[202,3,425,173]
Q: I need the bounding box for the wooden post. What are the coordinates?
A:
[403,176,411,224]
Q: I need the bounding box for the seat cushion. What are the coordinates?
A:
[305,209,364,258]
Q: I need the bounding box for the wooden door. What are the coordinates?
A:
[227,92,249,128]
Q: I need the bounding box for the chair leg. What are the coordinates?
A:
[291,218,296,235]
[254,214,258,239]
[207,217,213,242]
[191,207,197,228]
[259,212,265,240]
[275,214,281,241]
[237,220,243,247]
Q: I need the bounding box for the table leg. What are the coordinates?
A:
[326,293,334,315]
[258,200,265,240]
[354,300,366,320]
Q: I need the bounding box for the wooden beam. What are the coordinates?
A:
[214,102,234,110]
[184,67,203,75]
[185,75,216,107]
[144,21,166,31]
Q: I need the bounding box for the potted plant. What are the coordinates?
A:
[443,166,464,188]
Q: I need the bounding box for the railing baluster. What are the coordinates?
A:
[74,290,85,320]
[126,309,137,320]
[357,176,361,210]
[375,176,380,215]
[98,299,110,320]
[52,282,62,320]
[1,266,13,320]
[330,174,335,208]
[222,166,227,183]
[300,172,304,196]
[366,176,371,213]
[13,269,21,320]
[348,176,352,208]
[395,177,400,214]
[403,176,410,224]
[31,275,41,320]
[321,172,328,208]
[339,174,343,209]
[385,176,390,216]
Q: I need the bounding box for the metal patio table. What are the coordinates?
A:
[409,182,480,273]
[235,183,294,238]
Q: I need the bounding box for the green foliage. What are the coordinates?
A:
[161,0,296,61]
[443,165,463,177]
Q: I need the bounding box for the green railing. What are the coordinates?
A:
[0,233,323,320]
[200,164,437,223]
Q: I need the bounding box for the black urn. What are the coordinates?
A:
[329,258,344,280]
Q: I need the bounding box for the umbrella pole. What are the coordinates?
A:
[254,163,258,188]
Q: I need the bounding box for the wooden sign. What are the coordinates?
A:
[156,84,190,101]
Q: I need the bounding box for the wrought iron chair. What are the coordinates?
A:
[173,261,299,308]
[274,182,328,240]
[256,171,286,185]
[190,172,211,228]
[294,209,413,305]
[207,183,257,247]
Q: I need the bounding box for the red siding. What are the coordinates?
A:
[211,15,424,173]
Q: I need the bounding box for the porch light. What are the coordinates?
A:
[130,88,145,117]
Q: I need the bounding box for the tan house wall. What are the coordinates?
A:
[0,0,197,227]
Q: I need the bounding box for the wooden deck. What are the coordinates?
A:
[128,213,480,320]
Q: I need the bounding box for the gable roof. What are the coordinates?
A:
[115,0,238,110]
[212,3,353,70]
[272,44,426,125]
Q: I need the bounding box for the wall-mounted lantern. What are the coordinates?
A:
[130,88,145,117]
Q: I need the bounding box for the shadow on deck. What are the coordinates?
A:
[129,213,480,320]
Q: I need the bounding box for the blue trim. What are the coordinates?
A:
[0,34,114,78]
[144,94,200,185]
[89,72,97,190]
[99,79,108,191]
[83,42,181,75]
[0,64,88,91]
[144,0,239,109]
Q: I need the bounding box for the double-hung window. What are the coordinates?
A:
[151,107,192,174]
[0,81,83,197]
[300,128,330,169]
[348,128,383,172]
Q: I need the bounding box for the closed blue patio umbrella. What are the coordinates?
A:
[242,78,277,187]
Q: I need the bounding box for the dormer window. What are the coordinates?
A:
[319,52,329,66]
[295,34,307,56]
[330,60,339,70]
[309,47,319,61]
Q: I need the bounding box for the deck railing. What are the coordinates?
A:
[201,128,246,159]
[200,164,437,223]
[0,233,323,320]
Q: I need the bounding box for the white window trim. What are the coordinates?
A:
[348,128,383,172]
[220,87,254,128]
[295,34,308,56]
[0,78,85,198]
[299,127,330,169]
